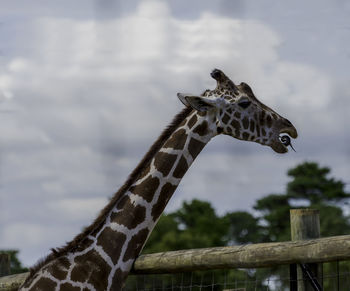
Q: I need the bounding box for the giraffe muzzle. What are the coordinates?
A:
[279,126,298,139]
[270,124,298,154]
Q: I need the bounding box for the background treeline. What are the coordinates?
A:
[136,161,350,289]
[2,161,350,289]
[143,161,350,253]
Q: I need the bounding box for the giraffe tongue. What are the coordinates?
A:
[289,143,296,152]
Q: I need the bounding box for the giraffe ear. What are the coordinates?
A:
[177,93,216,112]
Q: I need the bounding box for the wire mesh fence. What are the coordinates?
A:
[123,261,350,291]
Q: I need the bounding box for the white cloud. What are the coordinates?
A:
[1,0,348,267]
[47,197,108,220]
[2,223,48,246]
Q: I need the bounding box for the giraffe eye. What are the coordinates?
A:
[238,100,251,109]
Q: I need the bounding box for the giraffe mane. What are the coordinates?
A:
[25,106,193,283]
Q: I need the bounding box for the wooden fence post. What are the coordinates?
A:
[290,209,322,291]
[0,254,10,277]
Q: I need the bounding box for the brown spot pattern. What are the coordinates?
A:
[129,176,160,203]
[187,138,206,159]
[234,111,241,119]
[250,120,255,133]
[151,183,177,220]
[111,196,146,229]
[266,115,272,128]
[116,194,128,210]
[255,124,260,136]
[153,152,177,176]
[231,119,241,130]
[123,228,149,262]
[163,129,187,150]
[242,132,250,140]
[187,115,197,129]
[173,155,188,179]
[75,237,95,253]
[97,227,127,264]
[222,114,230,124]
[242,117,249,129]
[47,256,70,280]
[138,164,151,181]
[71,249,111,290]
[260,111,265,125]
[193,120,208,136]
[230,120,241,136]
[30,277,57,290]
[60,283,81,291]
[111,268,129,291]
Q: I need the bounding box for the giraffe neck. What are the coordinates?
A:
[21,109,217,291]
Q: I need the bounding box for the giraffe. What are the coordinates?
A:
[20,69,297,291]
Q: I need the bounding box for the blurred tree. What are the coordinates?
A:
[136,161,350,290]
[223,211,262,244]
[287,162,350,204]
[253,161,350,290]
[142,214,180,254]
[0,250,28,275]
[172,199,228,248]
[141,200,264,290]
[253,194,291,242]
[143,199,228,254]
[254,162,350,243]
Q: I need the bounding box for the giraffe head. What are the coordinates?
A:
[178,69,298,153]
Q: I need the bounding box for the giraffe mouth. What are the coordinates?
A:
[271,127,298,154]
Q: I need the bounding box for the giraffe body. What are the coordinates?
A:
[21,69,297,291]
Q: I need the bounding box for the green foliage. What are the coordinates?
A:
[253,194,291,242]
[144,161,350,249]
[145,162,350,252]
[287,162,350,203]
[0,250,28,275]
[142,214,180,254]
[141,161,350,289]
[223,211,262,244]
[173,199,229,248]
[141,200,263,290]
[253,162,350,243]
[143,199,228,254]
[318,204,350,236]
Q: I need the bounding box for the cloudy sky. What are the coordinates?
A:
[1,0,350,267]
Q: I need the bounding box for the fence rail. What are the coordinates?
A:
[1,234,350,290]
[133,234,350,274]
[1,209,350,290]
